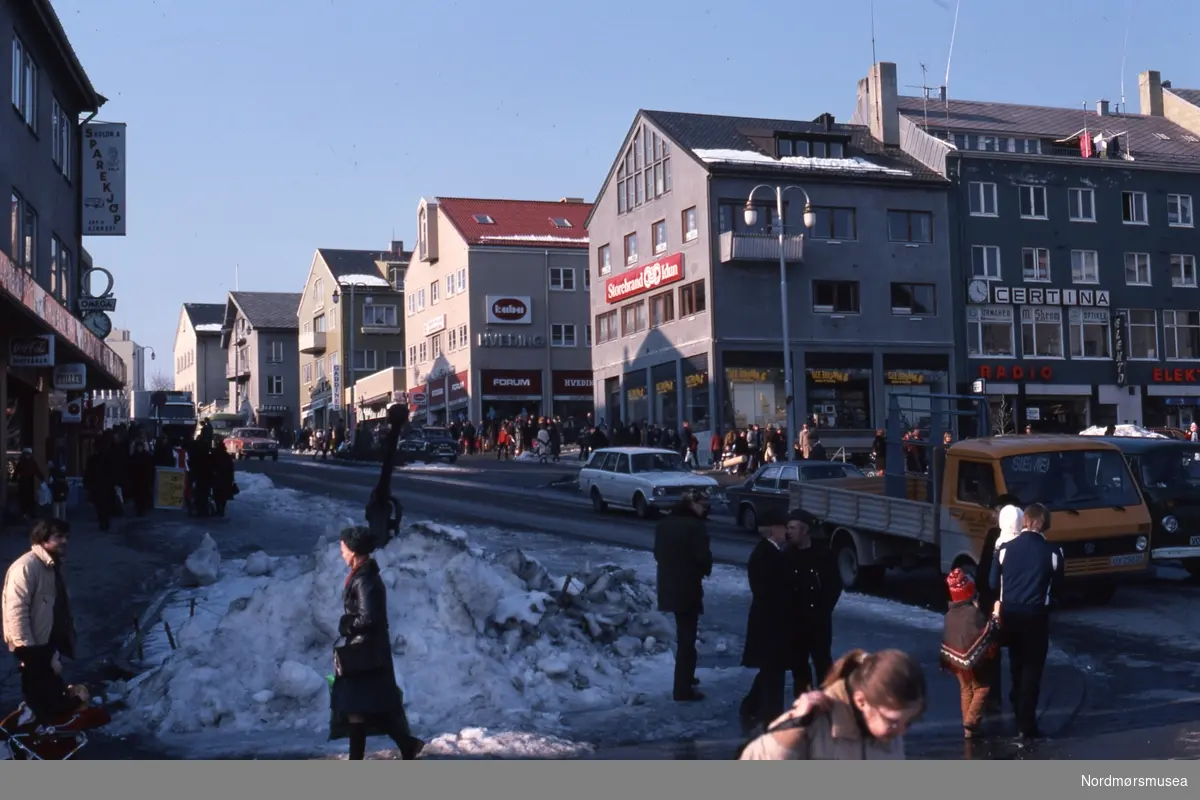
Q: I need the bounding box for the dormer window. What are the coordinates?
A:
[778,137,844,159]
[473,214,494,224]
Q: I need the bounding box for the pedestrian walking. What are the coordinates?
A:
[738,521,792,729]
[13,449,43,521]
[48,462,70,522]
[653,489,713,702]
[739,648,926,760]
[939,569,1000,739]
[329,526,424,761]
[1,519,80,722]
[974,495,1021,711]
[783,509,840,693]
[989,502,1064,744]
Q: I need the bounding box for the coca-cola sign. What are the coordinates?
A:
[605,253,684,304]
[486,295,532,325]
[9,335,55,367]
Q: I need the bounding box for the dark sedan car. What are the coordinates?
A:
[398,426,459,463]
[728,461,865,532]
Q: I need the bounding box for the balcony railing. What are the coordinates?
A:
[225,360,251,381]
[360,322,402,336]
[299,330,327,354]
[719,231,806,264]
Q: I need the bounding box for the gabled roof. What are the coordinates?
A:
[230,292,303,330]
[436,197,591,249]
[896,95,1200,165]
[183,303,225,333]
[1167,87,1200,108]
[316,248,397,285]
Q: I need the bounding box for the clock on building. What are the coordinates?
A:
[967,280,990,304]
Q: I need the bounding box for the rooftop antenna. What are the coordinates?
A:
[943,0,962,95]
[235,263,240,291]
[905,64,935,129]
[870,0,878,67]
[1119,0,1135,113]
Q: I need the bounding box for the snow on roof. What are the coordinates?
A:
[692,148,913,176]
[194,323,223,332]
[478,234,590,244]
[337,273,392,288]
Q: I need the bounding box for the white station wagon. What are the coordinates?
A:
[578,446,722,518]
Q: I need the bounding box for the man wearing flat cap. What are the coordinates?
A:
[782,508,841,696]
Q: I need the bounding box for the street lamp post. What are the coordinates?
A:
[332,282,374,445]
[743,185,816,461]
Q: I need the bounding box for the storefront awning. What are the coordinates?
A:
[0,252,125,389]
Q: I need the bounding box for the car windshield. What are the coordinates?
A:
[1137,446,1200,488]
[630,452,688,473]
[1000,449,1143,511]
[421,428,450,438]
[235,429,269,438]
[210,419,238,432]
[799,463,863,480]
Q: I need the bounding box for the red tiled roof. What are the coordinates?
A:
[435,197,592,249]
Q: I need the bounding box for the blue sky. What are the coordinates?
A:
[54,0,1194,383]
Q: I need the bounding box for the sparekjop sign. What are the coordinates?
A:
[485,295,532,325]
[605,253,684,304]
[81,122,127,236]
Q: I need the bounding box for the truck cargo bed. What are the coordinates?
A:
[789,481,937,544]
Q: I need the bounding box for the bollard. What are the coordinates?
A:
[189,598,196,618]
[164,621,177,651]
[133,616,144,662]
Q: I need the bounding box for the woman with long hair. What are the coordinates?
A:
[329,526,424,761]
[739,648,926,760]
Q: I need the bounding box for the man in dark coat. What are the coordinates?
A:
[738,521,792,729]
[653,489,713,702]
[783,509,841,693]
[975,492,1021,713]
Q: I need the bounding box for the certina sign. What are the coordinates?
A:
[485,295,532,325]
[605,253,684,304]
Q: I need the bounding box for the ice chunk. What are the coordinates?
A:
[244,551,272,577]
[252,690,275,704]
[613,636,642,657]
[183,534,221,587]
[274,661,325,699]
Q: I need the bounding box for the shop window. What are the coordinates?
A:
[679,280,706,316]
[1020,306,1064,358]
[625,373,649,423]
[813,280,860,313]
[884,367,949,431]
[682,355,710,431]
[956,461,997,506]
[966,306,1015,357]
[725,366,786,430]
[650,290,674,327]
[1164,310,1200,360]
[1068,308,1111,359]
[605,376,621,424]
[652,362,678,429]
[1127,309,1158,359]
[806,367,872,430]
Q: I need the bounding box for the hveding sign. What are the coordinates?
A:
[81,123,127,236]
[477,333,545,348]
[486,295,532,325]
[605,253,684,304]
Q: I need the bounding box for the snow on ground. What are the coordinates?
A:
[286,454,480,474]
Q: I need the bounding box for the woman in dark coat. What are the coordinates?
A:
[210,443,236,517]
[738,522,793,730]
[329,526,424,761]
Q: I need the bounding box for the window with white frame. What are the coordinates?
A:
[971,245,1001,279]
[968,182,997,216]
[417,288,426,310]
[430,280,440,304]
[652,220,667,253]
[1018,185,1047,219]
[1020,306,1064,358]
[458,323,467,345]
[551,323,576,347]
[407,294,416,315]
[1127,309,1158,359]
[598,245,611,276]
[408,345,417,366]
[966,306,1015,357]
[1068,308,1111,358]
[456,268,466,293]
[270,341,284,362]
[1125,252,1152,285]
[267,376,284,395]
[303,363,313,384]
[431,335,441,359]
[1169,194,1194,227]
[1122,191,1148,224]
[550,267,575,291]
[1165,310,1200,360]
[1021,247,1050,281]
[1172,254,1197,288]
[351,350,376,371]
[51,99,70,179]
[1068,188,1095,222]
[314,277,324,307]
[445,274,454,297]
[12,38,37,131]
[418,342,427,363]
[584,265,590,289]
[683,207,698,241]
[1071,250,1099,284]
[448,327,457,351]
[363,305,398,326]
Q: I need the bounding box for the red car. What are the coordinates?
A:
[224,427,279,461]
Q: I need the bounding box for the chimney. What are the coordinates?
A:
[864,62,899,146]
[1097,99,1110,116]
[1139,70,1164,116]
[559,197,585,203]
[390,240,404,257]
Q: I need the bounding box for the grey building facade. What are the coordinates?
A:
[173,303,226,406]
[220,292,302,433]
[865,61,1200,431]
[586,103,954,453]
[405,196,593,425]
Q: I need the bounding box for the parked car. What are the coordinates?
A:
[729,461,865,533]
[224,427,279,461]
[399,426,458,463]
[578,446,722,518]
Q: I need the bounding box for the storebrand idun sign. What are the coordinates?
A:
[485,295,532,325]
[605,253,684,304]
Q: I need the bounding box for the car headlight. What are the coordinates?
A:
[653,487,666,497]
[1162,515,1179,534]
[1136,535,1148,552]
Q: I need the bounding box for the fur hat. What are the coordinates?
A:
[339,526,376,556]
[946,568,976,603]
[996,504,1023,548]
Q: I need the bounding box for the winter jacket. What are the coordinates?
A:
[739,679,906,760]
[741,539,791,669]
[2,545,75,657]
[990,531,1065,616]
[653,508,713,615]
[939,599,998,675]
[338,559,394,673]
[785,543,840,639]
[975,526,1002,611]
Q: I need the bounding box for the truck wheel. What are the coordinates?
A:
[832,534,884,591]
[738,504,758,533]
[1082,581,1118,605]
[590,487,607,513]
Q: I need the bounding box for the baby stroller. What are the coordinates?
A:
[0,688,112,760]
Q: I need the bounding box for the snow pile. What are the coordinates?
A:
[693,148,912,176]
[183,534,221,587]
[1079,424,1167,438]
[115,523,678,740]
[422,727,594,758]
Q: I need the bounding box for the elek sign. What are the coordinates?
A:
[605,253,684,304]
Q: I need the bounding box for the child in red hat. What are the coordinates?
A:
[939,568,999,738]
